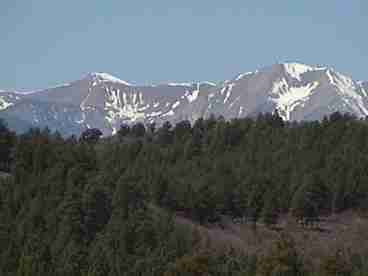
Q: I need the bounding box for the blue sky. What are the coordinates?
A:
[1,0,367,90]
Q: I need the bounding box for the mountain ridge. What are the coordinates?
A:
[1,62,367,136]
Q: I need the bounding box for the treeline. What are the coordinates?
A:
[0,112,368,275]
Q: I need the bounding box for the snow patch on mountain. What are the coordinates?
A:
[239,106,244,116]
[76,113,86,124]
[359,83,368,97]
[185,84,200,103]
[168,82,193,87]
[0,97,14,111]
[270,78,319,120]
[235,72,254,81]
[220,86,227,95]
[200,81,217,86]
[224,83,235,104]
[327,71,368,116]
[91,72,131,86]
[80,88,92,111]
[148,111,163,117]
[172,101,180,109]
[208,93,215,100]
[163,110,175,117]
[283,63,326,81]
[2,62,368,137]
[326,70,336,85]
[104,87,148,131]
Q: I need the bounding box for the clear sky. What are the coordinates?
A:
[1,0,367,90]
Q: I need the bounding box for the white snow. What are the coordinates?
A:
[235,72,253,81]
[139,92,144,104]
[132,93,137,104]
[334,71,355,88]
[360,84,368,97]
[122,92,128,105]
[208,93,215,100]
[328,71,368,116]
[147,111,163,117]
[105,88,122,110]
[138,104,150,111]
[162,110,175,117]
[326,70,336,85]
[283,63,326,81]
[91,72,131,86]
[200,81,217,86]
[220,86,227,95]
[185,85,200,103]
[148,81,215,88]
[270,78,320,120]
[167,82,193,87]
[229,96,240,109]
[104,88,148,128]
[224,83,235,104]
[172,101,180,109]
[0,97,14,110]
[76,113,86,124]
[80,88,92,111]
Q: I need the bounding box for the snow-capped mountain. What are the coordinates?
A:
[1,63,367,136]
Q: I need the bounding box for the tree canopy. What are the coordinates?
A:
[0,111,368,275]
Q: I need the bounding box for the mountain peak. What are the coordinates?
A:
[282,62,326,81]
[1,62,368,137]
[87,72,132,86]
[167,82,195,87]
[233,62,327,83]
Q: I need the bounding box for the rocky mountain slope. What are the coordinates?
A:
[1,63,367,136]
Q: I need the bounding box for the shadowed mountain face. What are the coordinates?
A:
[1,63,367,136]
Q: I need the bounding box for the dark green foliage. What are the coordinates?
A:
[80,128,103,143]
[117,124,130,139]
[0,112,368,275]
[261,191,279,228]
[0,118,15,172]
[173,120,192,141]
[291,174,327,227]
[157,121,174,145]
[130,122,146,138]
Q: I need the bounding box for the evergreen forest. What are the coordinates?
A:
[1,111,368,275]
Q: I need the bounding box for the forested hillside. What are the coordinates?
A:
[1,112,368,275]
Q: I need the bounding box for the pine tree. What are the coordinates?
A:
[261,191,279,229]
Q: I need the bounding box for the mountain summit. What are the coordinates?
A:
[1,62,367,136]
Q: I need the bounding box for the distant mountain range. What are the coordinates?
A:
[1,63,368,136]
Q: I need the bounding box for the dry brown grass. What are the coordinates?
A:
[173,210,368,269]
